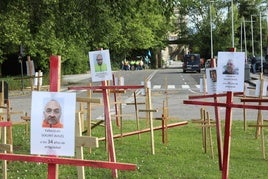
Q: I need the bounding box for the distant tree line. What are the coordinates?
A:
[0,0,267,76]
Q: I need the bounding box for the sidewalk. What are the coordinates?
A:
[247,72,268,87]
[62,72,91,85]
[8,72,91,97]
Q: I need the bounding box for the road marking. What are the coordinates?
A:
[168,85,175,89]
[153,85,161,89]
[182,85,190,89]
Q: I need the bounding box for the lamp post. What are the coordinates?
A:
[251,15,255,56]
[210,1,214,59]
[231,0,234,48]
[260,11,263,73]
[240,21,243,52]
[243,17,247,59]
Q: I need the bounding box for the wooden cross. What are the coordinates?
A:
[184,92,268,179]
[192,108,215,159]
[69,83,143,178]
[76,94,101,150]
[126,91,146,140]
[0,121,12,179]
[75,112,99,179]
[0,56,137,179]
[241,97,268,159]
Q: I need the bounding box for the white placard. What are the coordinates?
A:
[89,49,112,82]
[30,91,76,157]
[206,68,218,94]
[216,52,245,92]
[34,71,43,86]
[255,80,268,96]
[199,78,204,93]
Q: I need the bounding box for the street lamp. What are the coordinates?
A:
[260,11,263,73]
[210,1,214,59]
[258,4,268,73]
[231,0,234,48]
[251,15,255,56]
[243,17,247,59]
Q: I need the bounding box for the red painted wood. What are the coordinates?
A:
[241,98,268,103]
[184,100,268,110]
[0,153,136,170]
[101,81,117,178]
[48,163,57,179]
[188,92,243,99]
[68,82,144,178]
[214,96,223,170]
[48,55,61,178]
[222,92,233,179]
[49,56,61,92]
[0,121,12,127]
[184,92,268,178]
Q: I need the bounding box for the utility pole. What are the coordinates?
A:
[251,15,255,56]
[210,1,214,59]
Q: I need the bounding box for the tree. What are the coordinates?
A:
[0,0,176,74]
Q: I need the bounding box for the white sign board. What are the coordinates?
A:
[206,68,218,94]
[216,52,245,92]
[30,91,76,157]
[89,49,112,82]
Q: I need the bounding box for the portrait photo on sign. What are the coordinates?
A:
[222,59,239,75]
[89,49,112,82]
[30,91,76,157]
[216,51,245,92]
[206,68,219,94]
[42,99,63,128]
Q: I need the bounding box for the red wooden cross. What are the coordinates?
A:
[184,92,268,179]
[0,56,138,179]
[69,83,144,178]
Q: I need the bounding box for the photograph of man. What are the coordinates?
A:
[42,99,63,128]
[210,69,217,82]
[223,59,238,75]
[95,54,107,72]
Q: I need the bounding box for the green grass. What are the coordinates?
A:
[0,75,50,90]
[3,120,268,178]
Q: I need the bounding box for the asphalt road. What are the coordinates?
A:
[8,61,268,123]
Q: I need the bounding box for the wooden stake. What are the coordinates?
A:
[206,111,214,159]
[147,87,155,155]
[201,108,206,153]
[134,92,141,140]
[48,55,61,179]
[255,73,264,138]
[76,113,85,179]
[101,81,118,178]
[222,91,233,179]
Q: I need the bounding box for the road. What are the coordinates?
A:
[9,61,266,123]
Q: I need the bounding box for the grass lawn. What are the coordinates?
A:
[3,119,268,179]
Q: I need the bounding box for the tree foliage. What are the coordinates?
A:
[1,0,266,75]
[0,0,175,75]
[177,0,268,59]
